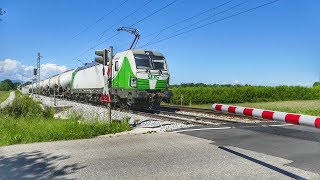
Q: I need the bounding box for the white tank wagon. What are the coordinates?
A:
[58,69,75,90]
[39,81,43,89]
[71,62,105,95]
[49,75,60,89]
[43,79,50,90]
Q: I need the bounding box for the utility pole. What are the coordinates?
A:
[36,52,42,97]
[108,46,113,123]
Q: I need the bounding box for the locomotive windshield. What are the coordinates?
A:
[134,54,152,69]
[134,54,167,70]
[152,56,166,70]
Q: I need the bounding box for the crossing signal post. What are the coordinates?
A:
[95,49,108,65]
[95,48,112,122]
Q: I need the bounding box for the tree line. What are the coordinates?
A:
[0,79,21,91]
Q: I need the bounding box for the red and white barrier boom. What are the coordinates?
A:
[212,103,320,129]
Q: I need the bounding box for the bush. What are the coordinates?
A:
[0,94,131,146]
[0,95,54,119]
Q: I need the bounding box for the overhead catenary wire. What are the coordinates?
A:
[140,0,281,48]
[73,0,179,60]
[140,0,249,48]
[97,0,153,41]
[130,0,178,27]
[71,0,130,40]
[140,0,234,47]
[115,0,243,49]
[142,0,233,41]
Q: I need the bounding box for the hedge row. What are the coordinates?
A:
[170,86,320,105]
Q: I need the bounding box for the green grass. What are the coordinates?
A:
[0,92,131,146]
[0,117,131,146]
[0,91,10,103]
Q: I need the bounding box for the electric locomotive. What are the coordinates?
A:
[27,49,172,110]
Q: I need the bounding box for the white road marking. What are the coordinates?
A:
[269,124,294,127]
[173,127,231,133]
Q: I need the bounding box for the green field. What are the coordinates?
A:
[170,86,320,105]
[0,91,10,103]
[182,100,320,117]
[0,93,131,146]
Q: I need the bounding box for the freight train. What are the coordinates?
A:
[24,49,172,109]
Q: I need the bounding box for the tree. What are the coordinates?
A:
[313,82,320,87]
[0,79,14,91]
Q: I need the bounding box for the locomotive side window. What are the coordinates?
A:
[115,61,119,71]
[134,54,152,69]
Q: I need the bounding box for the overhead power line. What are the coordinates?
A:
[142,0,233,41]
[141,0,248,48]
[97,0,153,41]
[140,0,235,47]
[140,0,281,48]
[73,0,178,60]
[130,0,178,27]
[71,0,130,40]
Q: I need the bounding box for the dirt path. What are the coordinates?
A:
[0,91,15,108]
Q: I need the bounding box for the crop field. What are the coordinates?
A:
[170,86,320,105]
[236,100,320,117]
[169,85,320,117]
[0,91,10,103]
[180,100,320,117]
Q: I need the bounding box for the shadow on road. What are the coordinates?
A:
[0,150,85,179]
[218,146,307,180]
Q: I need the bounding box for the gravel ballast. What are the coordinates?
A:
[35,95,192,132]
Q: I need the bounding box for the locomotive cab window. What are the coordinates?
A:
[134,54,152,69]
[152,56,167,70]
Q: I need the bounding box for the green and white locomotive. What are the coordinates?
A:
[28,49,172,109]
[110,49,172,109]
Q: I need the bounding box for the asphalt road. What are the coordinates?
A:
[176,122,320,174]
[0,122,319,179]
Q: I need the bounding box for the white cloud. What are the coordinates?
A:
[0,59,67,81]
[40,63,67,79]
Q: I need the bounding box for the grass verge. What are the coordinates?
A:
[0,117,130,146]
[0,91,10,103]
[0,93,131,146]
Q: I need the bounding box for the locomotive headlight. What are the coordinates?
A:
[130,78,137,87]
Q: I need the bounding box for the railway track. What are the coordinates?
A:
[134,110,238,126]
[160,104,265,122]
[44,96,262,126]
[160,104,217,114]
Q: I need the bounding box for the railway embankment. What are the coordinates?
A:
[36,95,192,132]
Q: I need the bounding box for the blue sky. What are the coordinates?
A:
[0,0,319,86]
